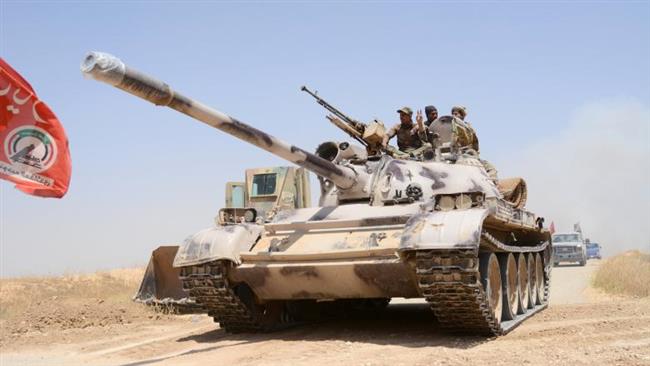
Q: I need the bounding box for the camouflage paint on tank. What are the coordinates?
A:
[173,224,264,267]
[83,52,552,335]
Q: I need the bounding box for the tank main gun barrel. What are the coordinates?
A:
[81,52,356,189]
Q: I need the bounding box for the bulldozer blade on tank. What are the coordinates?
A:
[134,246,203,312]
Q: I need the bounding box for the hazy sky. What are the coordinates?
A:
[1,1,649,276]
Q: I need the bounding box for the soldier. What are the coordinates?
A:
[448,105,497,180]
[421,105,438,143]
[382,107,425,153]
[449,105,479,152]
[424,105,438,126]
[451,105,467,121]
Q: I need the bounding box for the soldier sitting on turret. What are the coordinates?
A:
[428,105,498,180]
[450,105,479,153]
[382,107,426,154]
[427,105,478,154]
[421,105,438,143]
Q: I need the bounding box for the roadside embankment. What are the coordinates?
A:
[0,268,173,348]
[593,250,650,297]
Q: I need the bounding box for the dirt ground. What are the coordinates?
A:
[1,260,649,366]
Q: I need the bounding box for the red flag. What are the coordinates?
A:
[0,58,71,198]
[549,221,556,234]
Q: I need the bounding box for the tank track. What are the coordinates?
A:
[136,298,204,314]
[179,261,271,333]
[181,242,549,336]
[415,245,550,335]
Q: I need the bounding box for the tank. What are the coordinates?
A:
[82,51,552,336]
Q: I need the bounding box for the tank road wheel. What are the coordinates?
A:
[526,254,537,309]
[534,253,544,305]
[479,253,503,325]
[497,253,519,321]
[516,253,529,315]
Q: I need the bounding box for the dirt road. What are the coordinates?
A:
[2,260,649,366]
[549,260,601,305]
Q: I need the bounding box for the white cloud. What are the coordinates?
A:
[500,99,650,256]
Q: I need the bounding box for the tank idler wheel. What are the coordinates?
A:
[534,253,544,305]
[526,253,537,309]
[497,253,519,321]
[516,253,529,315]
[479,252,503,325]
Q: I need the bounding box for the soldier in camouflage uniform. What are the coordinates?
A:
[450,105,479,152]
[451,106,498,181]
[382,107,425,154]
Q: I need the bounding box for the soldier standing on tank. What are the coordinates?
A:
[382,107,425,153]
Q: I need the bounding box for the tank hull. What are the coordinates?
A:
[233,254,419,300]
[182,202,551,335]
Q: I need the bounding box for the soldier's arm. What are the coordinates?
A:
[415,126,430,143]
[415,110,425,132]
[411,113,427,142]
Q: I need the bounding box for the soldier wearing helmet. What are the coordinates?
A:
[382,106,425,153]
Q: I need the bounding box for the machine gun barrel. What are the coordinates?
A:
[81,52,356,189]
[301,86,365,133]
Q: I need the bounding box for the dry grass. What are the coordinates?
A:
[0,268,145,321]
[593,251,650,297]
[0,267,175,345]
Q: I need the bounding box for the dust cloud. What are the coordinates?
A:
[500,99,650,256]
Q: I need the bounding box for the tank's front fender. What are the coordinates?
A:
[173,224,263,267]
[399,208,490,251]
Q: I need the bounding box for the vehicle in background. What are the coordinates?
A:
[586,242,602,260]
[133,166,311,310]
[552,232,587,266]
